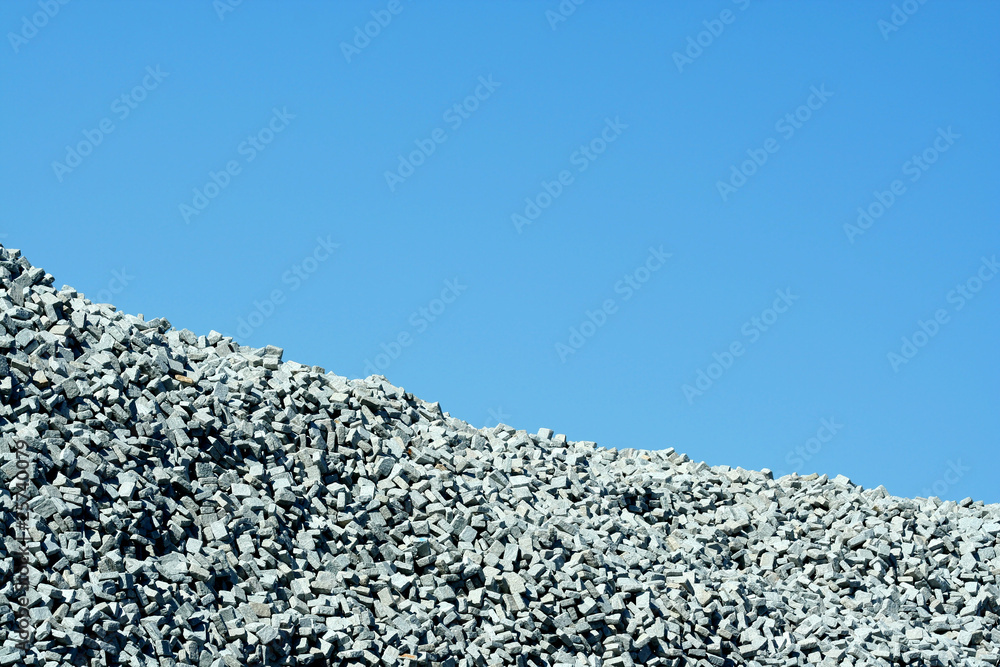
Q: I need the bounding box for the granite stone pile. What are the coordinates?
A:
[1,243,999,667]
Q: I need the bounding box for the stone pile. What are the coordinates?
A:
[0,243,998,667]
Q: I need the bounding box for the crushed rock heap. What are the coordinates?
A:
[1,243,999,667]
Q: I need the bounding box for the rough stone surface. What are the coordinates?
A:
[1,243,999,667]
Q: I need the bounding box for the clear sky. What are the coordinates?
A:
[2,1,997,503]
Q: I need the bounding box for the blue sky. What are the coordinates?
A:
[2,1,997,503]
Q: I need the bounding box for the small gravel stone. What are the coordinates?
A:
[1,244,998,667]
